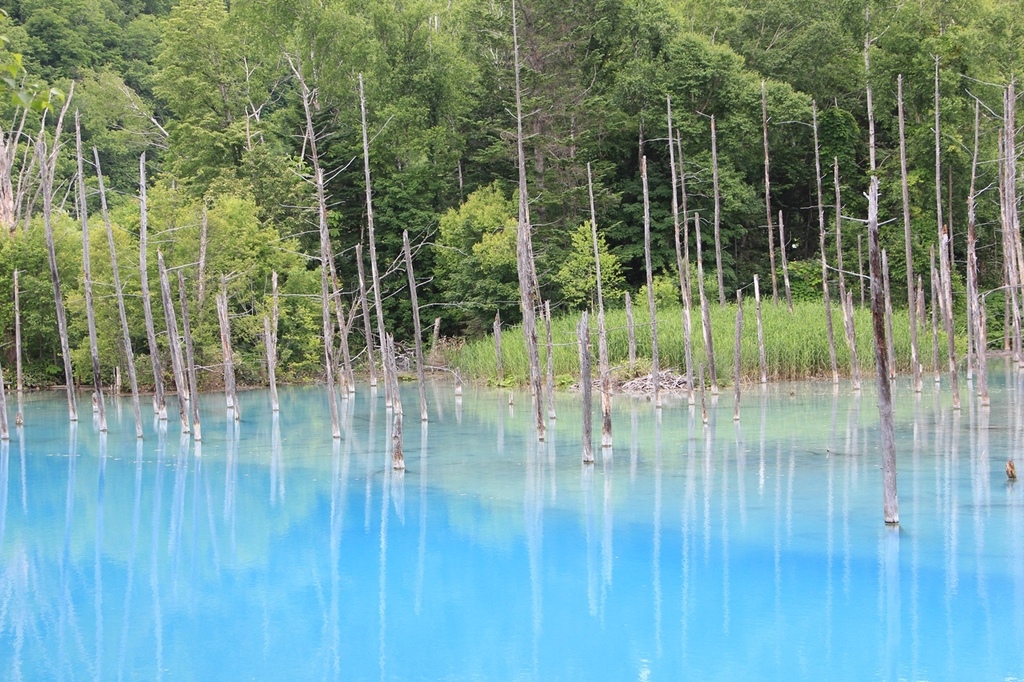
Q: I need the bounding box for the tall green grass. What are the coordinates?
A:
[452,300,966,386]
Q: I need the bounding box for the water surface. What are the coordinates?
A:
[1,368,1023,680]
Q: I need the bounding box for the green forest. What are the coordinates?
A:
[0,0,1021,388]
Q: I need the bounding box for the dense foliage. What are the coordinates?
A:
[0,0,1020,386]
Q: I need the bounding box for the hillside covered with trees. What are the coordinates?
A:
[0,0,1021,387]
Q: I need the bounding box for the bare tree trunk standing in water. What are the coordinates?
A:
[869,178,899,524]
[359,74,390,403]
[695,213,718,393]
[290,55,340,438]
[512,0,545,441]
[38,88,77,422]
[967,99,989,406]
[75,113,106,432]
[177,271,202,442]
[578,311,593,464]
[157,251,189,434]
[641,156,661,408]
[934,58,960,411]
[94,147,143,438]
[667,105,696,406]
[355,244,377,388]
[403,231,428,422]
[216,278,240,419]
[138,152,167,420]
[897,76,922,392]
[265,271,280,413]
[588,163,612,446]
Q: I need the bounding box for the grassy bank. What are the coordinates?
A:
[452,300,967,386]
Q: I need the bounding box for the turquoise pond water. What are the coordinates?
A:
[1,367,1024,681]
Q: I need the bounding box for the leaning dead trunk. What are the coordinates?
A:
[387,333,405,470]
[157,251,189,434]
[403,231,428,421]
[882,250,896,379]
[75,113,106,432]
[0,358,8,440]
[867,177,899,525]
[778,211,793,312]
[359,75,390,402]
[641,156,661,408]
[37,94,77,422]
[511,1,545,441]
[95,147,142,438]
[666,109,695,406]
[138,152,167,420]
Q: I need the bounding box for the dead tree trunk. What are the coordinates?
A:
[216,281,239,418]
[157,251,189,434]
[666,110,695,406]
[813,102,839,384]
[197,209,208,311]
[588,163,612,444]
[355,244,377,387]
[94,147,142,438]
[544,301,556,420]
[710,115,726,306]
[641,156,661,408]
[75,113,105,432]
[939,224,961,410]
[883,250,897,379]
[934,58,961,411]
[625,291,636,374]
[778,210,793,312]
[386,333,405,470]
[834,158,848,305]
[493,311,503,384]
[138,152,166,420]
[578,311,593,464]
[290,56,340,438]
[359,75,390,397]
[844,291,860,391]
[330,283,355,395]
[867,176,899,525]
[733,290,743,422]
[897,76,922,392]
[753,275,767,384]
[266,271,280,412]
[177,271,202,442]
[967,98,989,406]
[0,358,8,439]
[37,94,77,422]
[403,230,428,421]
[695,213,718,393]
[761,81,779,304]
[511,1,545,441]
[12,269,22,424]
[930,249,941,384]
